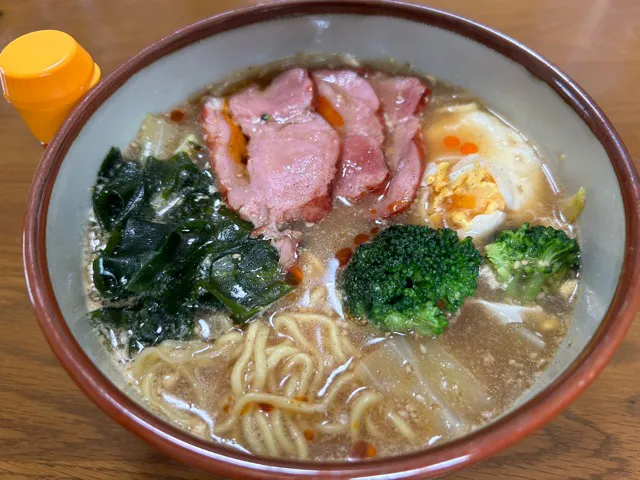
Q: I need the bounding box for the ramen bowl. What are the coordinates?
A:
[23,1,640,478]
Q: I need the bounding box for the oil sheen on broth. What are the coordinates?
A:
[86,56,579,461]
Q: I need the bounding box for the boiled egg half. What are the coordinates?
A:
[415,103,546,239]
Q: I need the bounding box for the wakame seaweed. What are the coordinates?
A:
[90,148,292,351]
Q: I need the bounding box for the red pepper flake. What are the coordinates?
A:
[303,429,316,441]
[240,404,252,416]
[350,440,377,459]
[387,200,407,215]
[335,248,353,267]
[286,265,304,286]
[370,226,380,235]
[295,395,309,402]
[353,233,370,246]
[222,100,248,165]
[316,96,344,128]
[460,142,479,155]
[170,109,185,122]
[443,135,460,148]
[370,208,377,215]
[258,402,274,413]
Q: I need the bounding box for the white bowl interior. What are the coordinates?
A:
[45,13,624,428]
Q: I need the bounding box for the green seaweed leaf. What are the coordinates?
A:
[89,148,291,351]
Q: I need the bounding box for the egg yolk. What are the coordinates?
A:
[425,162,505,229]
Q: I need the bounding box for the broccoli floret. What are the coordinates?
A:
[342,225,482,336]
[484,223,580,301]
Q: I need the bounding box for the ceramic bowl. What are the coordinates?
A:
[23,1,640,479]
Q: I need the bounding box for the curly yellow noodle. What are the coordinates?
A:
[387,411,417,440]
[271,409,297,456]
[266,369,278,393]
[349,391,381,440]
[252,326,269,391]
[255,410,280,456]
[230,321,261,396]
[319,372,357,405]
[316,422,347,435]
[364,411,385,440]
[267,345,299,369]
[283,372,301,398]
[283,353,314,395]
[284,411,309,459]
[273,316,318,356]
[241,411,265,455]
[292,312,349,361]
[131,309,419,459]
[308,363,326,395]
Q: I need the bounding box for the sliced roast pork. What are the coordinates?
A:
[202,69,341,265]
[312,70,388,201]
[369,74,430,218]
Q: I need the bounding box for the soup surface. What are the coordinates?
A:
[85,56,581,461]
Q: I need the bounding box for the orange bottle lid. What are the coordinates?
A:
[0,30,101,143]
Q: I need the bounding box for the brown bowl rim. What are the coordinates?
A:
[23,1,640,479]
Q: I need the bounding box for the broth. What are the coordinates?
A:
[85,56,579,461]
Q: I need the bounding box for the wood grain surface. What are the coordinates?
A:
[1,1,639,478]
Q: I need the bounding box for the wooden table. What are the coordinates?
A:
[1,1,639,478]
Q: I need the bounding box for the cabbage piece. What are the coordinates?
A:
[174,133,204,159]
[414,339,491,415]
[136,114,183,160]
[357,336,491,433]
[471,299,542,324]
[323,258,344,318]
[561,187,586,222]
[470,299,546,349]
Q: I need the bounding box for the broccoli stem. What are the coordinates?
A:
[506,271,546,301]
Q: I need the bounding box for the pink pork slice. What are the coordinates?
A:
[312,70,388,201]
[369,73,430,218]
[202,68,340,228]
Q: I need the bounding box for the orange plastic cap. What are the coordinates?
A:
[0,30,101,143]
